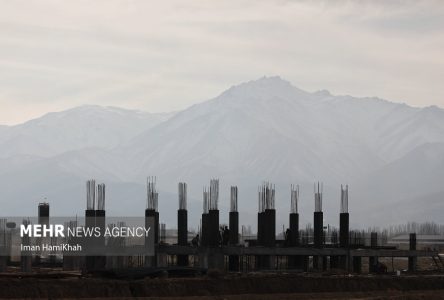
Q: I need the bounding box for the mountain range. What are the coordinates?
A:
[0,76,443,230]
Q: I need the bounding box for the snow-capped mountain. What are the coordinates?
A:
[122,77,444,186]
[0,77,443,228]
[0,105,171,158]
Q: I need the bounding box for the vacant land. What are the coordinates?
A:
[0,272,443,299]
[83,290,444,300]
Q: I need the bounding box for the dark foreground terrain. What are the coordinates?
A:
[0,272,443,299]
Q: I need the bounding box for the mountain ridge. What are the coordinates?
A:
[0,76,443,228]
[0,105,174,158]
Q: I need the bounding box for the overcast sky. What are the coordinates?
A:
[1,0,443,125]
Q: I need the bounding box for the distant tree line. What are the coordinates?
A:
[384,222,444,237]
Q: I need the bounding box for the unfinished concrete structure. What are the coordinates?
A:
[255,182,276,270]
[153,180,442,274]
[228,186,240,271]
[331,185,349,270]
[287,184,308,270]
[145,176,159,267]
[11,178,443,275]
[177,182,188,266]
[198,179,224,269]
[313,182,326,270]
[84,179,107,271]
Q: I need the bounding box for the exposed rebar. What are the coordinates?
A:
[314,182,323,212]
[230,186,238,212]
[97,183,106,210]
[146,176,158,211]
[203,187,209,214]
[86,179,96,210]
[178,182,187,210]
[291,184,299,214]
[209,178,219,210]
[258,181,275,212]
[340,184,349,213]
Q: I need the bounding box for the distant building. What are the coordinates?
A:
[160,228,197,245]
[388,234,444,251]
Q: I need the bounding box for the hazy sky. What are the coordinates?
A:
[1,0,443,125]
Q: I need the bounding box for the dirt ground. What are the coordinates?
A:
[0,273,443,299]
[5,290,444,300]
[362,257,438,273]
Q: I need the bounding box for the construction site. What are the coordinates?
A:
[0,178,443,299]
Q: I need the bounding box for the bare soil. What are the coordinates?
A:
[0,273,443,299]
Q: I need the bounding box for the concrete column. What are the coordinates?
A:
[36,203,50,265]
[314,212,323,248]
[177,209,188,266]
[313,211,324,271]
[84,209,96,272]
[289,213,299,246]
[229,211,239,245]
[408,233,417,272]
[95,209,106,270]
[208,210,220,247]
[256,211,264,270]
[352,256,362,273]
[228,211,239,272]
[288,212,305,270]
[369,232,378,273]
[339,213,349,247]
[201,213,209,247]
[339,212,349,270]
[145,209,158,267]
[263,209,276,270]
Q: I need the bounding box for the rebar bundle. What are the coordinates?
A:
[203,187,209,214]
[86,180,106,210]
[314,182,323,212]
[178,182,187,210]
[291,184,299,214]
[230,186,238,212]
[258,181,275,212]
[209,178,219,210]
[86,179,96,210]
[146,176,158,211]
[340,184,348,213]
[97,183,106,210]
